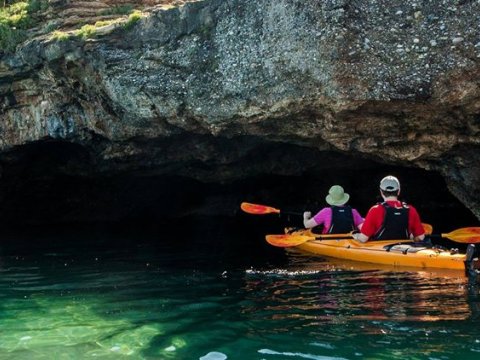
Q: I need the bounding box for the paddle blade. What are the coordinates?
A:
[422,223,433,235]
[241,202,280,215]
[265,234,313,247]
[442,227,480,243]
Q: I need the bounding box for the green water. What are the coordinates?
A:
[0,220,479,360]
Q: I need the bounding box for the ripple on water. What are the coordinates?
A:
[246,269,326,277]
[311,342,336,350]
[199,351,228,360]
[258,348,348,360]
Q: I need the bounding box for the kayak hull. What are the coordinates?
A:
[289,229,468,270]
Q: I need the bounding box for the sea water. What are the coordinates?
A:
[0,218,478,360]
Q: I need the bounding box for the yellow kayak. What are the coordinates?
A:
[285,229,469,271]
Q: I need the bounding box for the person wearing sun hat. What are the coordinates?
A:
[303,185,364,234]
[352,175,425,243]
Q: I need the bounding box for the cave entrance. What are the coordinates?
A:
[0,141,477,237]
[235,165,479,236]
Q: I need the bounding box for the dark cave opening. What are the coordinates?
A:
[0,139,477,243]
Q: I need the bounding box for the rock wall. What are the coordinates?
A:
[47,0,194,28]
[0,0,479,220]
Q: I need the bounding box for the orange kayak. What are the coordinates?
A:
[286,229,469,271]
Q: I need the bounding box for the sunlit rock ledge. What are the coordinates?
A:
[0,0,479,222]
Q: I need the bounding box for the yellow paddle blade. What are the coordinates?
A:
[241,202,280,215]
[422,223,433,235]
[265,234,314,247]
[442,227,480,243]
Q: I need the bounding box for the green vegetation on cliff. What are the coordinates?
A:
[124,10,142,30]
[100,5,134,16]
[0,0,46,52]
[51,10,144,42]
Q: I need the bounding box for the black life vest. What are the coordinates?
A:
[328,206,355,234]
[373,202,410,240]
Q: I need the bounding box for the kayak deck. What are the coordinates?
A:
[288,229,468,270]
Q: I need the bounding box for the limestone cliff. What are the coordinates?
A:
[0,0,479,223]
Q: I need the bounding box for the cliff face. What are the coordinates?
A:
[0,0,479,223]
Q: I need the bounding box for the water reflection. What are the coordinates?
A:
[1,227,479,359]
[245,252,478,325]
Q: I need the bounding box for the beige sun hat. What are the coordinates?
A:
[325,185,350,206]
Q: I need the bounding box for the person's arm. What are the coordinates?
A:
[413,234,425,241]
[304,208,330,229]
[352,209,365,229]
[409,206,425,241]
[352,205,383,243]
[303,211,317,228]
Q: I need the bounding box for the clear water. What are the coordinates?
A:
[0,219,479,360]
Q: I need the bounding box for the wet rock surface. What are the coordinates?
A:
[0,0,479,224]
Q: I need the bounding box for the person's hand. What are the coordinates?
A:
[351,232,368,243]
[352,232,362,241]
[303,211,312,220]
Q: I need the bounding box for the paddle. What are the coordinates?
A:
[266,233,352,247]
[240,202,302,216]
[266,227,480,248]
[423,223,433,235]
[428,227,480,244]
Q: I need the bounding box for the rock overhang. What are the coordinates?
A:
[0,0,479,224]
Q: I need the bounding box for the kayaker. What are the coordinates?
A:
[352,175,425,243]
[303,185,364,234]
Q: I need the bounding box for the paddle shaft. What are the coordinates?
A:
[310,233,353,240]
[315,231,479,244]
[309,227,479,243]
[280,210,303,216]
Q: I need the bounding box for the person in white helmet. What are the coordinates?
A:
[352,176,425,243]
[303,185,364,234]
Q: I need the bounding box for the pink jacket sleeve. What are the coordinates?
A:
[352,209,365,228]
